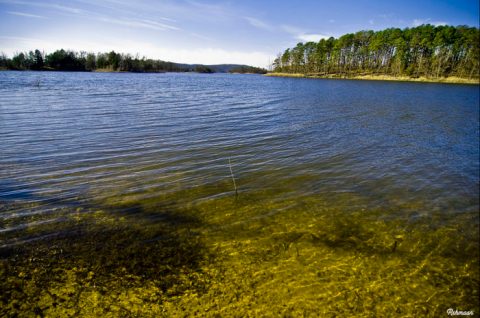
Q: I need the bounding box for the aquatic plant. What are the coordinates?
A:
[228,158,238,198]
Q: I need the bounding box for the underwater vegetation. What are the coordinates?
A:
[1,180,478,317]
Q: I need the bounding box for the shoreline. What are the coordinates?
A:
[0,69,260,75]
[265,72,480,85]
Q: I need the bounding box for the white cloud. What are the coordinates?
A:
[431,21,448,26]
[412,18,448,27]
[281,24,331,42]
[296,33,330,42]
[7,11,46,18]
[369,19,374,25]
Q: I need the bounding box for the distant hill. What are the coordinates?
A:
[175,63,252,73]
[208,64,252,73]
[227,66,267,74]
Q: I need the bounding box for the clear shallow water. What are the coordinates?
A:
[1,72,478,225]
[0,71,479,316]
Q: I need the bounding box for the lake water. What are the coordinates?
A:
[0,72,479,316]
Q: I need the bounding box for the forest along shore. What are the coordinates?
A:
[265,72,479,84]
[0,50,267,74]
[271,25,480,84]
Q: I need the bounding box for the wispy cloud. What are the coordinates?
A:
[1,0,180,32]
[48,3,84,14]
[136,18,179,31]
[7,11,46,19]
[412,18,448,27]
[244,16,273,31]
[185,0,230,17]
[97,16,180,31]
[0,0,84,14]
[159,16,176,23]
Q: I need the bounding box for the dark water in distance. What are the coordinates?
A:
[0,71,479,315]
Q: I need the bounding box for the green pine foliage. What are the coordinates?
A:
[272,24,480,79]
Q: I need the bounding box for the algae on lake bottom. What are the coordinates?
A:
[0,182,478,317]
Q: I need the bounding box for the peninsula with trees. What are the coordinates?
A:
[269,24,479,84]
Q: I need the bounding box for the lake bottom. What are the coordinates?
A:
[1,178,478,317]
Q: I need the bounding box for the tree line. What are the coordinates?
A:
[272,24,479,79]
[0,49,268,73]
[0,49,190,72]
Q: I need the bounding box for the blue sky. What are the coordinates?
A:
[0,0,478,67]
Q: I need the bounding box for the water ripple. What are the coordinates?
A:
[0,72,479,246]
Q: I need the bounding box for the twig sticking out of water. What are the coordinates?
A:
[228,158,238,198]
